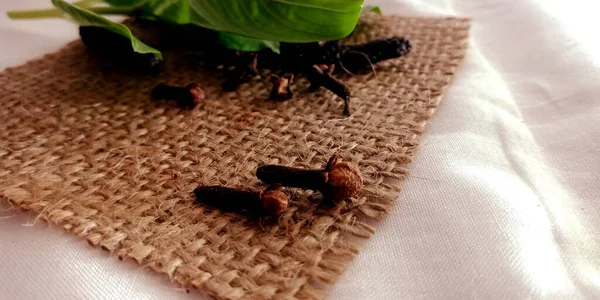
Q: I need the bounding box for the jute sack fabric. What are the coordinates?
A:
[0,15,470,300]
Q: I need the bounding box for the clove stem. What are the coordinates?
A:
[257,165,327,191]
[194,185,288,216]
[308,65,352,116]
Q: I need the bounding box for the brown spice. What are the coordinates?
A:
[307,65,352,116]
[151,83,205,109]
[269,73,294,100]
[193,184,288,216]
[256,154,363,203]
[222,52,259,92]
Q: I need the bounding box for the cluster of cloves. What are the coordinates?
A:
[263,38,412,116]
[194,154,363,216]
[79,22,412,115]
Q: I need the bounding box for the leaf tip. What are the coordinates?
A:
[361,5,382,16]
[370,6,382,15]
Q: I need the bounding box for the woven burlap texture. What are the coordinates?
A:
[0,15,470,300]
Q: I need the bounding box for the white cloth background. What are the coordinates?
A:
[1,0,599,299]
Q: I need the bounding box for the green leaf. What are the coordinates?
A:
[108,0,281,52]
[52,0,162,59]
[107,0,365,42]
[104,0,147,6]
[105,0,190,24]
[364,5,382,15]
[11,0,365,43]
[218,32,280,54]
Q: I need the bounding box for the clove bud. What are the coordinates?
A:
[193,185,288,216]
[151,83,205,109]
[269,73,294,100]
[256,155,363,203]
[339,37,412,73]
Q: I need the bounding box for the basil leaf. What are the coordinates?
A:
[189,0,363,42]
[108,0,282,52]
[10,0,365,43]
[166,0,363,43]
[363,5,382,15]
[108,0,364,42]
[105,0,190,24]
[52,0,162,59]
[218,32,280,54]
[104,0,147,6]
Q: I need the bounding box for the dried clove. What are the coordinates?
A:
[307,65,352,116]
[222,52,259,92]
[193,185,289,216]
[151,83,205,109]
[256,154,363,203]
[338,37,412,73]
[278,42,322,72]
[279,37,412,74]
[269,73,294,100]
[79,26,162,73]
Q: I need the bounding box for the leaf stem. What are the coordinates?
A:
[73,0,104,6]
[72,0,106,9]
[7,9,63,19]
[7,6,136,20]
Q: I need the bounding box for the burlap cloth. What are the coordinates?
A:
[0,15,470,300]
